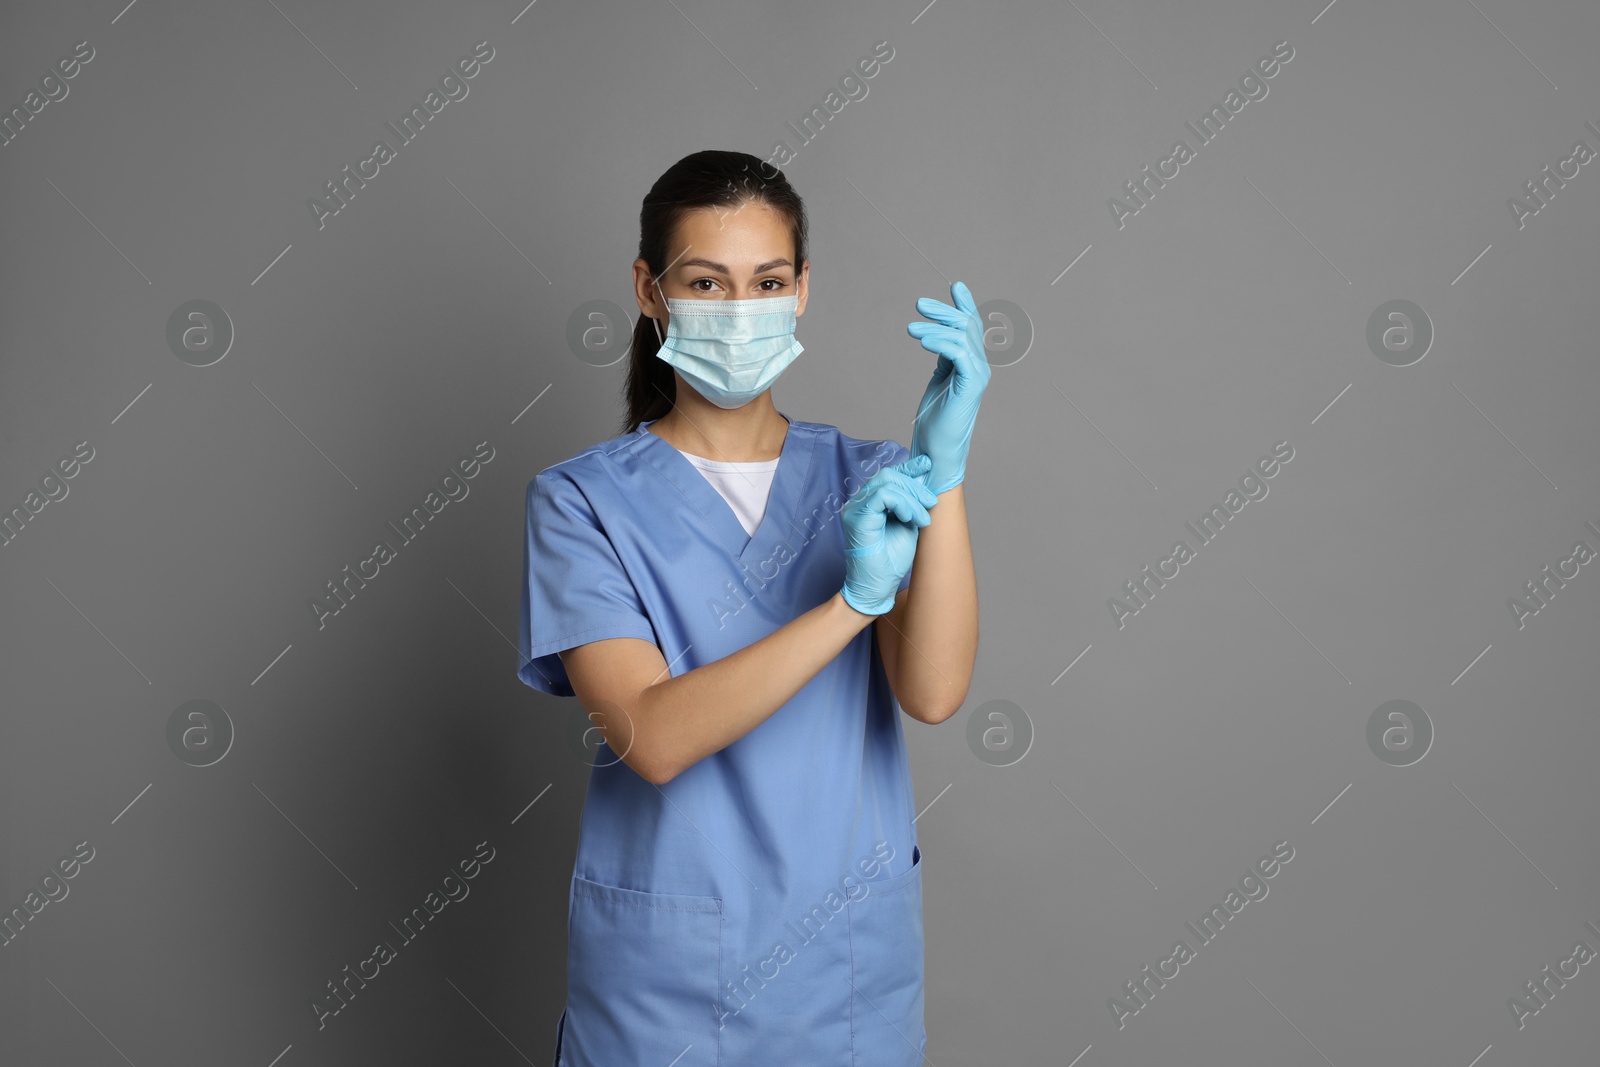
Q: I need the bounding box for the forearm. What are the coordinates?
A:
[638,592,876,783]
[882,481,978,722]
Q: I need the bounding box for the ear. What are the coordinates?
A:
[795,260,811,317]
[633,258,667,320]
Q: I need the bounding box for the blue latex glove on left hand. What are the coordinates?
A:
[907,281,992,494]
[840,454,939,616]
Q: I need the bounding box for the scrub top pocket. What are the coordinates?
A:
[561,874,723,1067]
[847,845,926,1066]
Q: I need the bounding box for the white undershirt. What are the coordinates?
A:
[676,452,779,536]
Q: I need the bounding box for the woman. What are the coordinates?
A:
[517,149,986,1066]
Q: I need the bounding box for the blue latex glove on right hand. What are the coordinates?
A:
[840,454,939,616]
[907,280,992,495]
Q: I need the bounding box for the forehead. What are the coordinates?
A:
[667,201,794,268]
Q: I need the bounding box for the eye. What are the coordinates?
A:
[690,277,721,292]
[758,278,788,292]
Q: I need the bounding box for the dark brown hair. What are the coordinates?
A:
[621,150,809,436]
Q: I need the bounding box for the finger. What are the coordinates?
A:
[893,453,933,477]
[911,320,986,377]
[879,483,933,526]
[878,457,931,496]
[913,297,965,328]
[906,321,962,361]
[910,328,970,365]
[844,507,887,546]
[863,479,931,527]
[906,321,964,341]
[910,348,953,385]
[887,455,937,493]
[891,466,941,506]
[951,281,979,317]
[883,462,936,500]
[907,322,964,354]
[885,500,932,529]
[876,483,934,518]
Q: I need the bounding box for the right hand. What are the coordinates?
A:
[907,280,991,494]
[840,454,940,616]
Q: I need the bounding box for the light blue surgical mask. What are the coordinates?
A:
[651,282,803,409]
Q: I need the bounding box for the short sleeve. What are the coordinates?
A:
[517,471,658,696]
[880,439,915,594]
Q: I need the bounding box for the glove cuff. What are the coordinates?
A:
[840,586,892,616]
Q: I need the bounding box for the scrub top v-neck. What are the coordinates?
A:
[645,413,800,564]
[518,411,926,1066]
[673,447,780,539]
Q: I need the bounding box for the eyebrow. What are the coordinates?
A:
[677,256,794,275]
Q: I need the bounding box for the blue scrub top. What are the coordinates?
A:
[518,413,927,1066]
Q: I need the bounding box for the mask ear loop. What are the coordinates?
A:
[652,276,667,346]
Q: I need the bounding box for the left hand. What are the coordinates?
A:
[840,454,940,615]
[907,280,992,494]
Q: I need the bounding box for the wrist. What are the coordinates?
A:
[836,588,887,622]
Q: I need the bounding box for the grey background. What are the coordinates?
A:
[3,0,1598,1064]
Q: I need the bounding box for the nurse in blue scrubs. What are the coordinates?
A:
[517,150,986,1066]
